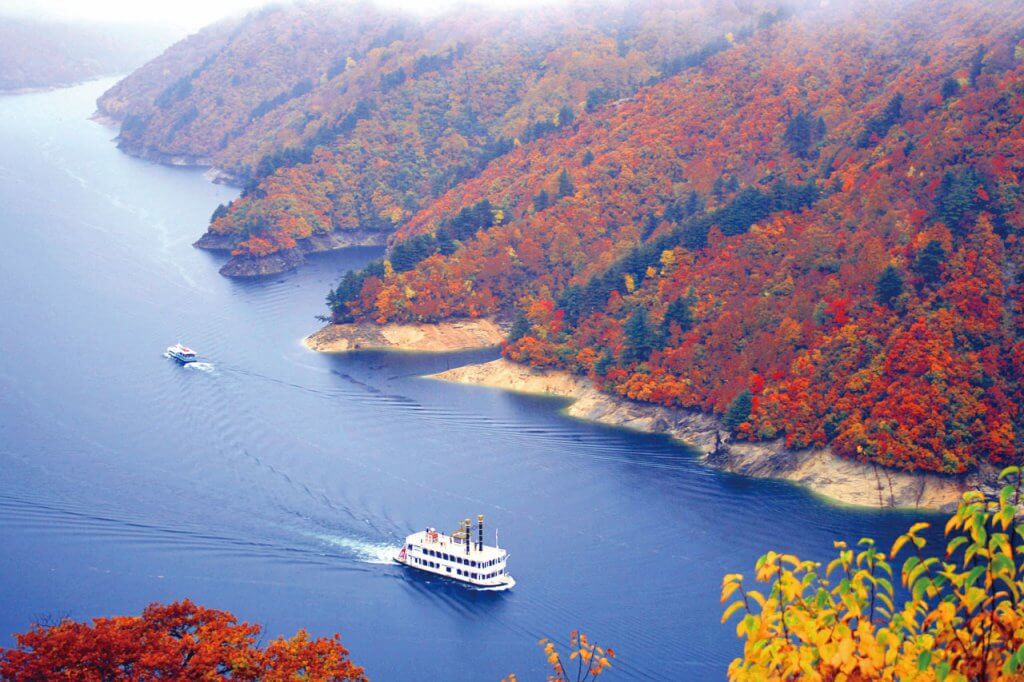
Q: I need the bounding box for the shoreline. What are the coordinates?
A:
[301,318,988,510]
[2,74,122,97]
[304,319,506,353]
[211,230,390,277]
[427,359,987,512]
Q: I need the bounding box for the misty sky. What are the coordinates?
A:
[0,0,554,31]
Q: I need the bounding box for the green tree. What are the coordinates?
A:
[856,93,903,148]
[390,234,439,272]
[723,390,753,431]
[557,104,575,128]
[940,76,961,100]
[935,167,985,237]
[622,307,655,364]
[782,110,825,158]
[874,264,904,307]
[969,44,986,87]
[557,169,575,198]
[593,350,615,377]
[660,295,694,343]
[683,190,704,217]
[533,189,550,212]
[507,310,532,343]
[913,239,946,287]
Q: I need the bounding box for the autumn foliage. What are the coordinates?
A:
[332,0,1024,474]
[99,0,797,260]
[502,631,615,682]
[723,467,1024,680]
[0,600,366,681]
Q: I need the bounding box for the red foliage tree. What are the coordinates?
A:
[0,600,366,681]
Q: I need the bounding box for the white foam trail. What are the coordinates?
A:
[313,534,399,564]
[185,362,216,373]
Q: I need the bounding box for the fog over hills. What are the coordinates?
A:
[0,16,177,91]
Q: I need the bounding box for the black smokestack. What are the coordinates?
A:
[464,518,471,554]
[477,514,484,551]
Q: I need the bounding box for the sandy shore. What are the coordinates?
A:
[304,318,506,353]
[430,359,986,511]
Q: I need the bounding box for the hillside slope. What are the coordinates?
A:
[0,18,172,91]
[96,0,796,275]
[328,0,1024,474]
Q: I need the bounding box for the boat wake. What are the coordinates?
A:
[184,362,216,373]
[312,533,400,564]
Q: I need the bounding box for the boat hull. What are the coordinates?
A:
[394,552,515,591]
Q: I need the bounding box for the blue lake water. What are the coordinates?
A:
[0,79,943,680]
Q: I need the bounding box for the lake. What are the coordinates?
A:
[0,79,941,680]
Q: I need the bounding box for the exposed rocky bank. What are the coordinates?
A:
[302,321,993,511]
[429,359,992,512]
[304,318,506,353]
[196,229,390,278]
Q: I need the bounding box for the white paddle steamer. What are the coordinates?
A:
[395,515,515,590]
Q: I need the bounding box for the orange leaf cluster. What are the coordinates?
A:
[0,600,366,681]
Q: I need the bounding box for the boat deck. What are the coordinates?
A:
[404,529,506,562]
[397,528,513,589]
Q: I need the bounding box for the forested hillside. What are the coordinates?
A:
[0,18,171,91]
[96,0,796,274]
[329,0,1024,475]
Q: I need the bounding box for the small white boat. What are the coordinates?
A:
[166,343,198,363]
[395,515,515,590]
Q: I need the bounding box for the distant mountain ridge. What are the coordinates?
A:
[0,17,174,91]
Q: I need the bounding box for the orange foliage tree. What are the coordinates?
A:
[333,0,1024,475]
[0,600,366,681]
